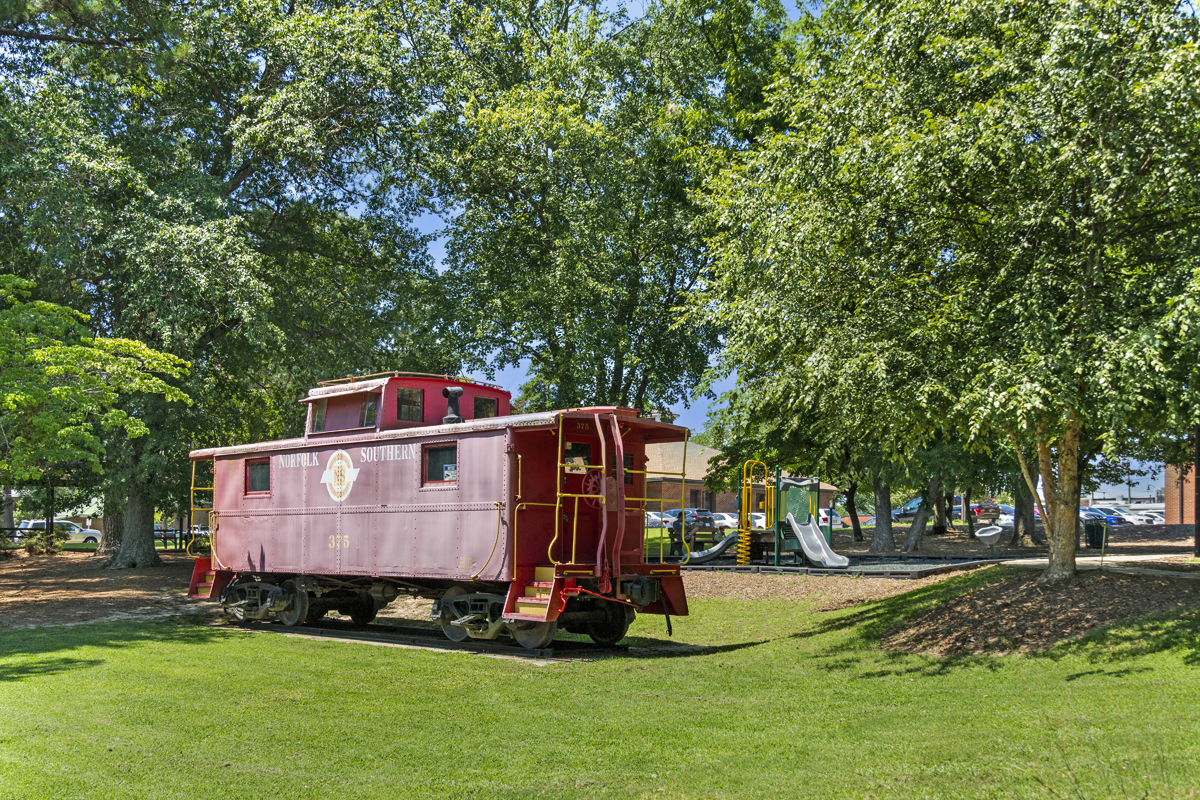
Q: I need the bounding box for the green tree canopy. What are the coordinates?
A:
[0,274,187,485]
[402,0,786,411]
[1,0,457,565]
[701,0,1200,580]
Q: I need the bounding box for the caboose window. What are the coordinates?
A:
[425,444,457,483]
[359,396,379,428]
[312,399,328,432]
[397,387,422,422]
[563,442,591,475]
[246,459,270,494]
[473,396,497,419]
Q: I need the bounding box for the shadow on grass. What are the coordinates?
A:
[619,636,769,659]
[785,566,1019,678]
[1041,609,1200,668]
[793,563,1200,674]
[0,616,241,682]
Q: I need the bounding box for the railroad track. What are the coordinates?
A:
[235,618,627,660]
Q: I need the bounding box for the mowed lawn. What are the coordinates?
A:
[1,568,1199,799]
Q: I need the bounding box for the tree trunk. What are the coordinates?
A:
[1037,418,1083,583]
[930,477,946,536]
[902,495,930,553]
[2,485,13,531]
[846,480,864,542]
[96,495,124,560]
[869,475,895,553]
[963,487,975,537]
[1011,475,1037,546]
[106,489,162,569]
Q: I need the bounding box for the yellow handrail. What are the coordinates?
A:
[738,460,770,566]
[471,502,505,579]
[189,459,215,561]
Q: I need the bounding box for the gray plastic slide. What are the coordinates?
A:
[679,530,741,564]
[786,512,850,568]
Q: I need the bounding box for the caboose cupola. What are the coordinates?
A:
[301,372,510,436]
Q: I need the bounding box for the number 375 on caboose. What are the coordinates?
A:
[187,373,691,649]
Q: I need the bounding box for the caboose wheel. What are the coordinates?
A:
[439,586,470,642]
[586,602,632,646]
[277,579,309,627]
[511,621,557,649]
[348,598,377,627]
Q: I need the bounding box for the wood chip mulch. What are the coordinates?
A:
[883,570,1200,657]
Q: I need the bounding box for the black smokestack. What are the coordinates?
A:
[443,386,464,424]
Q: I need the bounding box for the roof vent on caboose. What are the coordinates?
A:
[187,371,693,649]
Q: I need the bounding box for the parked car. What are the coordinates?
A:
[16,519,97,544]
[952,501,1002,522]
[1087,506,1131,525]
[644,511,663,528]
[749,512,767,529]
[891,497,924,521]
[154,523,180,542]
[818,509,843,529]
[680,508,716,530]
[712,512,739,530]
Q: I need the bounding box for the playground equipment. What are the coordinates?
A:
[732,462,847,568]
[974,525,1004,557]
[785,513,850,568]
[684,530,741,565]
[737,461,773,565]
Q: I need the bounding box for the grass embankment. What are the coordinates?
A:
[2,567,1199,799]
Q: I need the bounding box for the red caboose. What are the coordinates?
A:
[188,372,690,649]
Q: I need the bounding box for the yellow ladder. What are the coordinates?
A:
[738,460,773,566]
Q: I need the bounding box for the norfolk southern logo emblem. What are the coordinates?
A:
[321,450,360,502]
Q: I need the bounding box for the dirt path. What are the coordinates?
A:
[0,550,198,628]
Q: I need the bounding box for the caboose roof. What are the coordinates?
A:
[301,377,391,402]
[189,409,688,460]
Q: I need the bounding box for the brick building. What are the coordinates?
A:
[642,442,838,515]
[1164,463,1195,524]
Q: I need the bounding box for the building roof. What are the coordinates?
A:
[644,442,840,493]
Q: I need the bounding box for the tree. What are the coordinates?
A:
[701,0,1200,582]
[0,275,188,484]
[403,0,785,411]
[0,274,187,553]
[1,1,457,566]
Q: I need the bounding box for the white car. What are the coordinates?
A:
[712,512,739,530]
[644,511,663,527]
[749,512,767,529]
[1122,510,1163,525]
[818,509,843,529]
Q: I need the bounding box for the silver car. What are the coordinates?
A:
[16,519,99,544]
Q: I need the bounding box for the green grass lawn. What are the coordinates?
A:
[2,567,1198,799]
